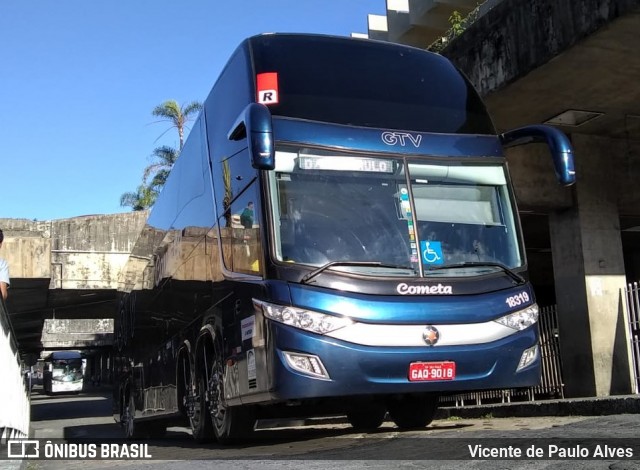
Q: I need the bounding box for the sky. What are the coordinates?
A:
[0,0,386,221]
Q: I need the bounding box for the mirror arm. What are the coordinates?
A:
[228,116,247,141]
[500,124,575,187]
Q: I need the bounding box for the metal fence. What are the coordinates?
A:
[440,304,565,407]
[623,282,640,394]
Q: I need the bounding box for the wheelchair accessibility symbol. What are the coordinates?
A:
[421,241,444,265]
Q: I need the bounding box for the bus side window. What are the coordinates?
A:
[218,175,264,276]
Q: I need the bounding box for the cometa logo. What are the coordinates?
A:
[396,283,453,295]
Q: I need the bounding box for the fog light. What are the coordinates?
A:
[283,352,330,379]
[517,344,539,371]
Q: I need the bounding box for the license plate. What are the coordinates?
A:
[408,361,456,381]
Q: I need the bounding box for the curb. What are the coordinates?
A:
[280,395,640,429]
[436,395,640,419]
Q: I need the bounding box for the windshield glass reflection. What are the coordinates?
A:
[269,148,522,278]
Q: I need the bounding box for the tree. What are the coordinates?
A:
[222,160,233,227]
[119,185,158,211]
[120,99,202,211]
[142,145,179,190]
[151,100,203,150]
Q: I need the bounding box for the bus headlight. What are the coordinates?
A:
[254,300,352,334]
[495,304,539,331]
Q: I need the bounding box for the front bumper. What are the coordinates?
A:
[268,321,540,400]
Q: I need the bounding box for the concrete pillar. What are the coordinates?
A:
[549,134,633,397]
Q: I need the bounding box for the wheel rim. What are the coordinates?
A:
[208,340,227,432]
[192,376,206,430]
[191,340,212,436]
[181,354,200,430]
[125,396,134,437]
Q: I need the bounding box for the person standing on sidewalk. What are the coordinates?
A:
[0,229,9,301]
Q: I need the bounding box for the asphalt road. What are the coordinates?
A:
[22,386,640,470]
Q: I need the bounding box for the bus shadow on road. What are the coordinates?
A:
[31,395,112,421]
[60,419,474,459]
[61,422,360,446]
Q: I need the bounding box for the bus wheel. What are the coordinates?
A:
[347,404,386,431]
[123,394,138,439]
[387,394,438,429]
[191,375,213,442]
[208,335,255,443]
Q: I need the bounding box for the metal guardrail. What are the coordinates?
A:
[440,304,565,407]
[0,296,30,440]
[623,282,640,394]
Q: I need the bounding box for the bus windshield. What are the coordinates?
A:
[51,358,83,382]
[270,148,522,278]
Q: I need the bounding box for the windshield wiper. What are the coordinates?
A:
[300,261,417,284]
[426,261,525,285]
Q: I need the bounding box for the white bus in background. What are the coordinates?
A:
[43,350,86,394]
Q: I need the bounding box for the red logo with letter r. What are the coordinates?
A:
[257,72,279,105]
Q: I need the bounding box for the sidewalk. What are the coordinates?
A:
[293,394,640,429]
[435,394,640,419]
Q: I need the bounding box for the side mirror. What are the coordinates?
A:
[500,124,575,186]
[228,103,275,170]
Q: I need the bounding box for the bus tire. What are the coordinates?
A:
[213,404,256,444]
[387,393,438,429]
[123,393,144,439]
[208,333,255,443]
[347,404,387,430]
[191,375,213,442]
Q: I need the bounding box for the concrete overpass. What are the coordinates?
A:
[0,213,147,361]
[360,0,640,397]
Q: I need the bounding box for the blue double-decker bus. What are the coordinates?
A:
[113,33,575,442]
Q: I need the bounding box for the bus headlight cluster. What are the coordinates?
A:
[254,300,352,334]
[495,304,539,331]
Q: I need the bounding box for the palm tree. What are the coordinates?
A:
[119,99,202,212]
[151,100,202,150]
[120,185,157,211]
[143,145,179,190]
[222,160,233,227]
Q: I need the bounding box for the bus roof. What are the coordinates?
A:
[44,351,83,360]
[245,33,495,135]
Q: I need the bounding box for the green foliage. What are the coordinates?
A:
[119,185,158,211]
[120,100,202,211]
[142,145,179,189]
[151,99,203,150]
[449,11,466,38]
[428,3,482,53]
[222,160,233,227]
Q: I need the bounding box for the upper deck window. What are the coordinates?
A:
[249,34,494,135]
